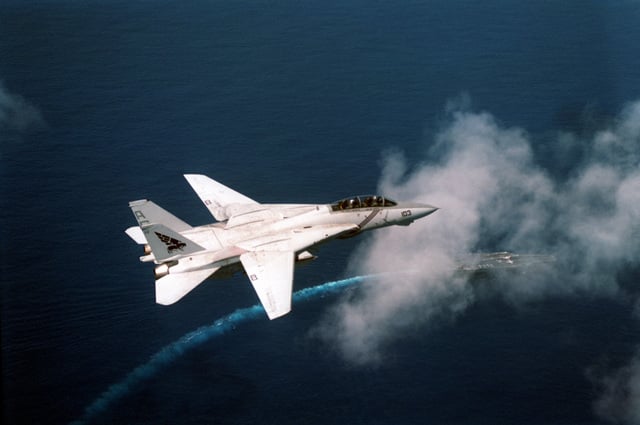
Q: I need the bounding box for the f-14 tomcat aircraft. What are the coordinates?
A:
[125,174,438,319]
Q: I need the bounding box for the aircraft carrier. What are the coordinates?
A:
[455,251,556,273]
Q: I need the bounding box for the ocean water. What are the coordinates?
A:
[2,1,640,424]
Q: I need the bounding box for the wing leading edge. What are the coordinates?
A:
[184,174,258,221]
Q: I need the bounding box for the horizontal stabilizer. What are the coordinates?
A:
[240,251,295,320]
[155,267,218,305]
[125,226,146,244]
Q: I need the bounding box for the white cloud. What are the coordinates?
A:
[591,351,640,425]
[0,80,45,148]
[313,99,640,419]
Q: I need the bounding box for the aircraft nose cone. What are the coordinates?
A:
[417,205,439,218]
[400,203,439,222]
[395,203,439,225]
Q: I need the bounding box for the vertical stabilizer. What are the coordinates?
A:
[128,200,204,261]
[129,199,192,232]
[141,224,205,262]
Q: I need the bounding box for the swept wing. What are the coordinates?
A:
[238,223,357,319]
[240,251,294,320]
[184,174,259,221]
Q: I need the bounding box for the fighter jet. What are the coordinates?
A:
[125,174,438,319]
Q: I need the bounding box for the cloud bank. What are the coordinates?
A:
[313,98,640,422]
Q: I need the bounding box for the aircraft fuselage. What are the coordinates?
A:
[127,175,437,319]
[142,201,437,279]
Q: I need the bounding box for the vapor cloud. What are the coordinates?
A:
[313,98,640,421]
[591,350,640,425]
[0,80,45,148]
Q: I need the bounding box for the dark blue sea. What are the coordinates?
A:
[2,1,640,424]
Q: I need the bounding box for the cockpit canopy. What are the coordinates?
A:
[331,195,397,211]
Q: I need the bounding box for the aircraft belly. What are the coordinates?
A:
[168,246,244,274]
[183,226,224,252]
[223,223,356,254]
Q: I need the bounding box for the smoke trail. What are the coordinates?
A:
[313,99,640,420]
[69,275,372,425]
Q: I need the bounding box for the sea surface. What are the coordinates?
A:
[2,1,639,424]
